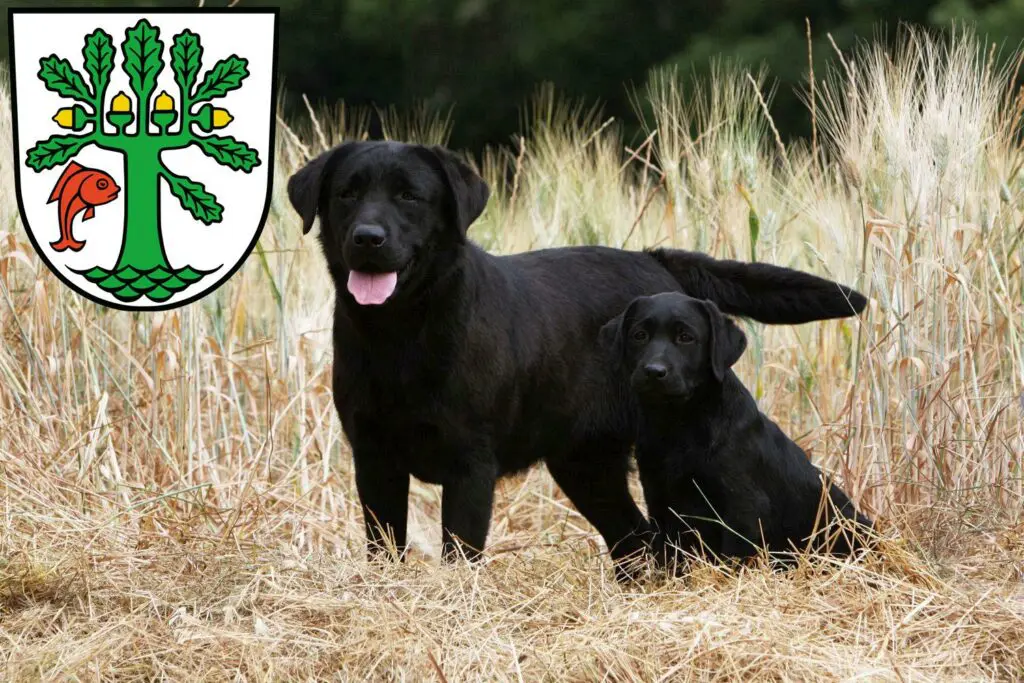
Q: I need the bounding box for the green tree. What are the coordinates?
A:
[25,19,260,303]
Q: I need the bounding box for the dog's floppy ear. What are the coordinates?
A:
[598,314,624,357]
[420,145,490,236]
[700,299,747,382]
[599,298,640,360]
[286,143,358,234]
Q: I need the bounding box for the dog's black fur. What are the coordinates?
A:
[600,292,874,569]
[286,140,868,579]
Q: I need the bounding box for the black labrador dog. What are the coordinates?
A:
[600,292,874,570]
[286,140,867,579]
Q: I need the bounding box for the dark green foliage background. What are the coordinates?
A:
[3,0,1021,153]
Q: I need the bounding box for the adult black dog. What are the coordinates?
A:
[286,140,867,579]
[600,292,874,569]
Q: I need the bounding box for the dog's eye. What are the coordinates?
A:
[676,331,694,344]
[398,191,420,202]
[337,190,358,203]
[631,329,649,343]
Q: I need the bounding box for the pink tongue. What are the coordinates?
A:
[347,271,398,305]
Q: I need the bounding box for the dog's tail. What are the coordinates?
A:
[648,248,868,325]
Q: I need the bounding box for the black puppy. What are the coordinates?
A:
[286,140,868,579]
[600,292,873,568]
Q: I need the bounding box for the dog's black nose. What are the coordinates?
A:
[643,363,668,380]
[352,224,387,248]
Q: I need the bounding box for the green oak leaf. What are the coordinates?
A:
[121,19,164,103]
[26,134,92,171]
[83,29,115,102]
[163,170,224,224]
[38,56,92,103]
[170,30,203,99]
[193,135,261,172]
[192,55,248,102]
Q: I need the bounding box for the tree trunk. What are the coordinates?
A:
[113,149,170,273]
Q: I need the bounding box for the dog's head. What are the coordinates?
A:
[599,292,747,399]
[286,141,490,306]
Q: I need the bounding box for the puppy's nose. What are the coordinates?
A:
[351,224,387,248]
[643,363,668,380]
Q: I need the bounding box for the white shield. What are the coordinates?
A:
[9,9,277,310]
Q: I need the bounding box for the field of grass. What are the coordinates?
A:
[1,27,1023,681]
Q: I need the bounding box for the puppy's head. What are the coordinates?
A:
[599,292,747,400]
[286,141,489,306]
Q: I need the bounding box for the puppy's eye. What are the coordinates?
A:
[676,331,695,344]
[337,190,358,203]
[398,191,420,202]
[631,329,649,343]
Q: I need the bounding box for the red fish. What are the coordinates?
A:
[46,161,120,252]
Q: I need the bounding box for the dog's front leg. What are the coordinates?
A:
[353,448,410,561]
[441,458,498,563]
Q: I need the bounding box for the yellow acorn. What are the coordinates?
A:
[212,108,233,128]
[151,91,178,133]
[106,92,135,131]
[110,92,132,113]
[53,108,74,127]
[154,91,175,112]
[194,103,234,131]
[53,105,89,130]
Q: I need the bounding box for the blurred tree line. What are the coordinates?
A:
[2,0,1022,153]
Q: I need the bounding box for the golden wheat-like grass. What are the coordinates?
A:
[1,27,1022,681]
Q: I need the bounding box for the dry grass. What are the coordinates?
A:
[2,26,1023,681]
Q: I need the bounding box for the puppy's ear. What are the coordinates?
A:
[599,298,640,360]
[421,146,490,236]
[598,314,624,358]
[286,143,358,234]
[700,299,747,382]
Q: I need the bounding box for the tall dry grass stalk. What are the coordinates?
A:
[0,27,1022,680]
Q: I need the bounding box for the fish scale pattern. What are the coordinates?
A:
[74,264,210,302]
